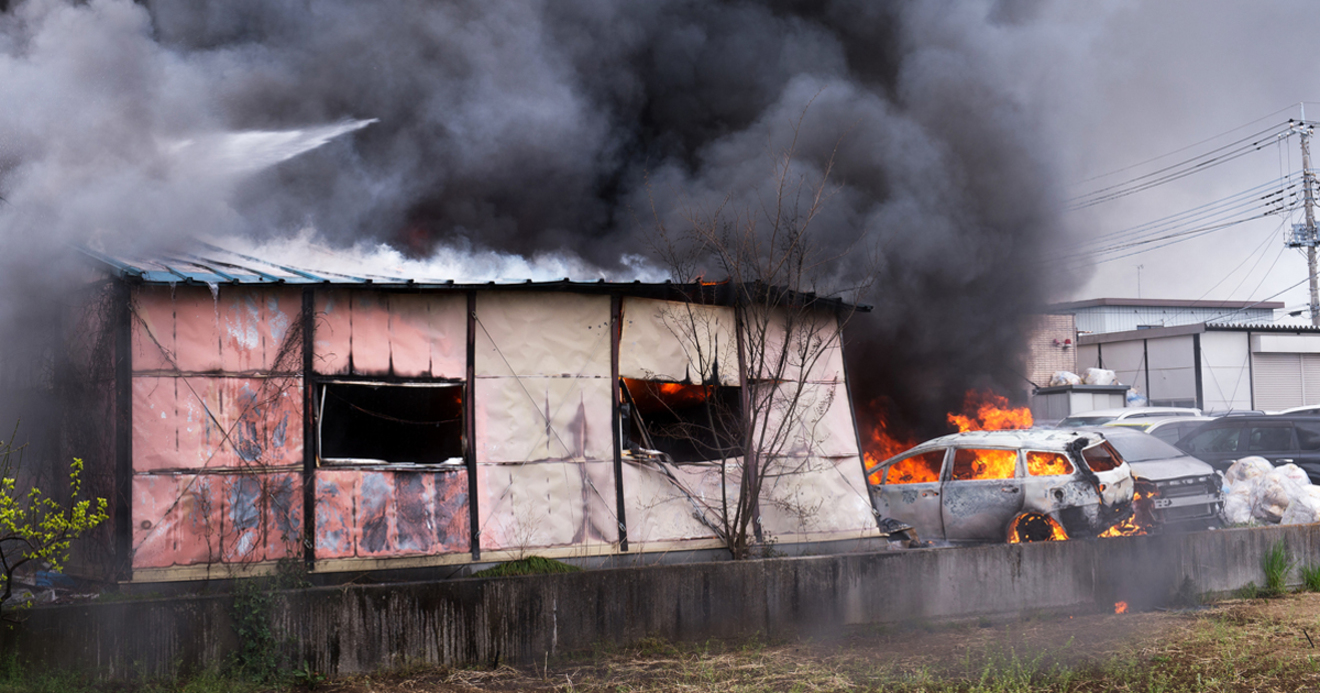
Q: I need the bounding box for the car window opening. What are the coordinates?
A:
[1081,442,1122,472]
[879,450,944,485]
[319,382,464,464]
[950,448,1017,481]
[1026,451,1074,476]
[621,378,743,463]
[1182,427,1240,453]
[1247,426,1292,452]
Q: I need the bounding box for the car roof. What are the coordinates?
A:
[1104,416,1216,429]
[1193,414,1320,425]
[1276,404,1320,415]
[1063,407,1201,420]
[894,429,1104,457]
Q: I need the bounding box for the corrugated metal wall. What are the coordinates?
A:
[1072,306,1273,334]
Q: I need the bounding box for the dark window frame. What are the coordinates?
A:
[316,379,467,467]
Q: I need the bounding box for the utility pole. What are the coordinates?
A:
[1287,116,1320,326]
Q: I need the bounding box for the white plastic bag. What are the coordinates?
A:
[1049,371,1082,387]
[1222,484,1254,525]
[1281,486,1320,525]
[1083,368,1118,386]
[1224,457,1274,488]
[1275,463,1311,487]
[1252,468,1305,523]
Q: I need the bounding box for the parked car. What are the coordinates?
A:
[1174,414,1320,483]
[1086,427,1222,531]
[1057,407,1203,428]
[866,429,1135,544]
[1103,416,1216,446]
[1274,404,1320,416]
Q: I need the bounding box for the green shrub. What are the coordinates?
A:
[472,556,583,578]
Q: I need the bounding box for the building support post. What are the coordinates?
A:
[465,291,481,560]
[609,294,628,551]
[301,288,316,569]
[113,280,133,582]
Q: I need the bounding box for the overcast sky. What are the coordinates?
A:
[1036,1,1320,314]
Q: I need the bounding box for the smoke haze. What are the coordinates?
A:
[0,0,1107,433]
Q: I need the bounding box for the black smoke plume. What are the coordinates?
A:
[0,0,1076,438]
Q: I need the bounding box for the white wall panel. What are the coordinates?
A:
[1199,331,1252,411]
[619,298,739,385]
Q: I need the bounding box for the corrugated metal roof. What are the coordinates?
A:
[81,242,465,286]
[77,243,870,311]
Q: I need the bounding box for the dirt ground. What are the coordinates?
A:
[308,593,1320,692]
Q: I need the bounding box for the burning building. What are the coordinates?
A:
[67,244,878,583]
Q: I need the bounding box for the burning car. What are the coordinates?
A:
[866,429,1135,544]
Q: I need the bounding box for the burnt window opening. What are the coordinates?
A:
[319,382,464,465]
[621,378,743,463]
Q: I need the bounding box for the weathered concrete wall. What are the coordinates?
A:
[6,524,1318,679]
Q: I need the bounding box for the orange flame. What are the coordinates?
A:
[1098,478,1159,538]
[1006,513,1069,543]
[947,390,1033,433]
[952,448,1018,481]
[863,390,1031,469]
[1026,451,1073,476]
[1114,601,1128,614]
[862,398,921,474]
[624,378,709,414]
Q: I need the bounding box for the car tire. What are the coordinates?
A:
[1006,512,1067,543]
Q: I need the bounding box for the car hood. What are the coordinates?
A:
[1125,455,1216,481]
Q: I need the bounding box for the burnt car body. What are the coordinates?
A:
[866,430,1135,543]
[1087,427,1222,531]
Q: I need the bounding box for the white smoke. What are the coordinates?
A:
[209,228,667,283]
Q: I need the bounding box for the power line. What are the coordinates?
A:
[1073,104,1303,186]
[1068,124,1292,210]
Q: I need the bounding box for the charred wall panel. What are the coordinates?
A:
[129,285,307,576]
[312,289,466,378]
[313,469,469,559]
[132,471,303,569]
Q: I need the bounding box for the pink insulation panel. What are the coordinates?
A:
[314,469,470,559]
[132,471,302,569]
[133,376,303,472]
[313,290,466,378]
[132,286,302,373]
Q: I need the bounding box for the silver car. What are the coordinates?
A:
[867,429,1136,543]
[1090,427,1222,531]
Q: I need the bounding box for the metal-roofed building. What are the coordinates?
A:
[68,244,878,583]
[1047,298,1283,335]
[1077,321,1320,412]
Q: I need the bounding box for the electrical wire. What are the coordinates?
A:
[1055,175,1297,258]
[1073,104,1303,186]
[1068,124,1292,210]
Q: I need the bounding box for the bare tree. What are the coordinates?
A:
[644,116,871,559]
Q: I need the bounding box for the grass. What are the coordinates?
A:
[13,591,1320,691]
[1302,564,1320,592]
[1262,539,1295,596]
[470,555,583,578]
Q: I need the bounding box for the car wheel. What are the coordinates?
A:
[1006,512,1069,543]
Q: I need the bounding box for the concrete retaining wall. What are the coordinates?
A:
[6,524,1318,679]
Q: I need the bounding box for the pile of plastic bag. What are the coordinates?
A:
[1048,368,1122,387]
[1220,456,1320,525]
[1049,371,1082,387]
